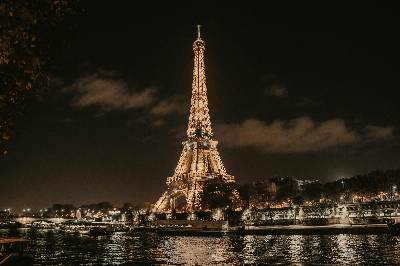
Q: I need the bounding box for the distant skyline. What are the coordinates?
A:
[1,1,399,210]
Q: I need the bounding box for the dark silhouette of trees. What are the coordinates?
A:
[303,182,323,201]
[121,202,135,212]
[0,0,77,156]
[292,195,304,206]
[238,169,400,208]
[52,203,75,212]
[200,179,240,210]
[237,184,251,208]
[80,201,113,211]
[322,169,400,200]
[238,182,274,208]
[274,178,298,201]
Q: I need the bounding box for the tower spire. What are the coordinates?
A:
[187,25,213,138]
[197,24,201,40]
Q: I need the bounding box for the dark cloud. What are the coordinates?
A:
[216,117,395,153]
[149,94,187,117]
[262,73,287,98]
[64,71,188,129]
[65,71,156,110]
[268,84,287,97]
[365,125,395,140]
[294,97,320,108]
[150,119,166,128]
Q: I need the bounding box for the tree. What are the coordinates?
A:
[80,201,113,211]
[275,178,298,201]
[122,202,134,212]
[292,195,304,206]
[51,203,75,212]
[0,0,77,156]
[200,179,241,210]
[302,182,323,201]
[237,184,251,208]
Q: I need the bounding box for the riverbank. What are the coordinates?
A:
[241,224,389,235]
[153,223,390,236]
[0,218,393,236]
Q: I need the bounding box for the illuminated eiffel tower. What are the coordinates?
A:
[153,26,238,213]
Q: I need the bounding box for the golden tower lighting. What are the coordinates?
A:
[153,26,238,213]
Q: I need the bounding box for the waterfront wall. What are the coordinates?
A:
[154,220,228,229]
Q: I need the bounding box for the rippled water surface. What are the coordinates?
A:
[1,229,400,265]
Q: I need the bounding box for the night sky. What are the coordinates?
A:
[1,2,399,211]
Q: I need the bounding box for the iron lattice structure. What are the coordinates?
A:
[153,26,239,213]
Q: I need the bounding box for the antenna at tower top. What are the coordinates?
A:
[197,25,201,40]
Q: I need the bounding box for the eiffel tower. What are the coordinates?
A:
[153,26,238,213]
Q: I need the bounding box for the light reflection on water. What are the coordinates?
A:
[1,229,400,265]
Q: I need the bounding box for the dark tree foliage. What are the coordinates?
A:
[240,169,400,207]
[121,202,135,212]
[322,169,400,200]
[292,195,304,206]
[80,201,114,211]
[302,181,323,201]
[274,178,298,201]
[43,203,76,216]
[200,179,240,210]
[237,183,251,208]
[237,182,274,208]
[51,203,75,212]
[0,0,77,156]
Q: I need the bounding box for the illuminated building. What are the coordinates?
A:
[153,26,239,213]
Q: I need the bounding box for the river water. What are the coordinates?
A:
[1,229,400,265]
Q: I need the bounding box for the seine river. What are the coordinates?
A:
[2,229,400,265]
